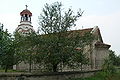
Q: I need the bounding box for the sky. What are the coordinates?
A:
[0,0,120,55]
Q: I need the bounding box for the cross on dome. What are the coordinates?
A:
[20,5,32,16]
[25,5,28,9]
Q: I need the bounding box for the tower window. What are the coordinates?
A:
[25,14,28,21]
[21,15,24,21]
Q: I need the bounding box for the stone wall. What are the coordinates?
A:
[0,70,101,80]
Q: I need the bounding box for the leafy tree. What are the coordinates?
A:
[102,50,120,75]
[23,33,39,72]
[13,32,38,72]
[36,2,93,72]
[38,2,83,34]
[109,50,120,66]
[0,24,17,72]
[102,58,116,75]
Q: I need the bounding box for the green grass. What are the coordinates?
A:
[68,71,120,80]
[0,69,26,72]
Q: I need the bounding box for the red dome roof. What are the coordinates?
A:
[20,9,32,16]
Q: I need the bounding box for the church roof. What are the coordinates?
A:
[68,27,103,42]
[20,9,32,16]
[69,27,110,49]
[68,28,93,36]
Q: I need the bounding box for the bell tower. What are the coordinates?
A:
[15,5,34,35]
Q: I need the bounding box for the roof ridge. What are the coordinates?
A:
[68,28,93,32]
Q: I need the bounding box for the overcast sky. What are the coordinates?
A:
[0,0,120,55]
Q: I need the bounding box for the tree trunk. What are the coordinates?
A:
[53,64,57,72]
[5,65,8,72]
[81,63,83,71]
[29,55,32,72]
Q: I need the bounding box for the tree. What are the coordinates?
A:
[38,2,83,34]
[36,2,93,72]
[0,24,17,72]
[22,33,39,72]
[102,50,120,75]
[102,59,116,76]
[109,50,120,66]
[13,32,39,72]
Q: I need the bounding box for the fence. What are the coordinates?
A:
[0,69,101,80]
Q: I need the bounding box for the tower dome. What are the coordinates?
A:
[20,9,32,16]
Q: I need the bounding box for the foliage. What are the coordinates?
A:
[38,2,83,34]
[101,50,119,77]
[0,24,18,72]
[109,50,120,66]
[101,50,120,75]
[102,59,116,75]
[13,32,38,72]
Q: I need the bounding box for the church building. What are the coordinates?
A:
[14,6,111,71]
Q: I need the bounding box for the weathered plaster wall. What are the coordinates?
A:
[93,47,109,69]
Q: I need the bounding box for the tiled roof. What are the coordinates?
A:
[67,28,93,37]
[69,28,93,34]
